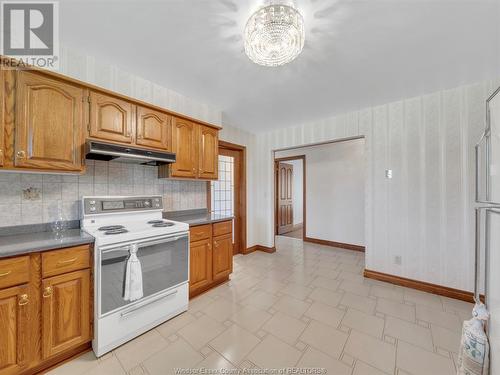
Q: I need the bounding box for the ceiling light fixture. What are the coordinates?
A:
[244,1,305,67]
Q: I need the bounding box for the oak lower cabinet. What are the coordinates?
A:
[41,269,91,359]
[0,245,92,375]
[0,284,30,375]
[14,71,85,172]
[189,220,233,298]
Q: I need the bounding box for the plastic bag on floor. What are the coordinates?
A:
[456,303,490,375]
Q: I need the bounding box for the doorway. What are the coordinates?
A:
[274,155,306,240]
[209,141,246,254]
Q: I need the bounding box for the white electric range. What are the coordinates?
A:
[81,195,189,357]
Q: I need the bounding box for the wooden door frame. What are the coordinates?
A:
[207,140,247,254]
[274,155,306,240]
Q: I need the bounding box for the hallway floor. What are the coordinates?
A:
[281,228,303,239]
[49,236,472,375]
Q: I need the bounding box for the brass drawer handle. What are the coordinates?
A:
[16,150,26,159]
[0,270,12,277]
[43,286,53,298]
[18,294,29,306]
[214,241,218,247]
[57,257,77,265]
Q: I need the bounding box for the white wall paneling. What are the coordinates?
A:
[250,80,500,292]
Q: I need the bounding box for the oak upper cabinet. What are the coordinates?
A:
[0,284,30,375]
[89,91,135,144]
[41,269,90,359]
[171,117,198,178]
[14,71,84,171]
[0,69,5,168]
[189,238,212,295]
[198,125,218,180]
[136,106,171,150]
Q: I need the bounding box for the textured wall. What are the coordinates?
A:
[251,80,499,292]
[0,160,207,227]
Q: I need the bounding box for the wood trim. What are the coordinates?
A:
[243,245,277,254]
[0,56,222,130]
[23,342,91,375]
[274,155,306,240]
[303,236,365,252]
[363,269,482,303]
[189,276,229,299]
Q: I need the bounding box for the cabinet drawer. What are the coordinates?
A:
[213,220,232,237]
[190,224,212,242]
[0,256,29,289]
[42,245,90,278]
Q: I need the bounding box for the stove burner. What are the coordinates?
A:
[147,220,165,224]
[104,228,129,235]
[152,222,175,228]
[98,225,125,231]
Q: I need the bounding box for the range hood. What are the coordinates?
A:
[85,140,176,166]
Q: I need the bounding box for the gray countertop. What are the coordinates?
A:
[163,209,233,227]
[0,222,94,258]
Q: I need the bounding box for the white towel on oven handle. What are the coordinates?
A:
[123,244,143,302]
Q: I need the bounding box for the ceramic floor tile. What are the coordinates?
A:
[404,289,443,310]
[272,295,311,318]
[396,340,456,375]
[440,296,474,314]
[376,297,416,322]
[415,305,462,332]
[247,335,302,369]
[178,315,227,350]
[254,278,289,294]
[299,320,348,359]
[229,305,273,332]
[280,282,314,300]
[241,290,279,310]
[188,294,216,313]
[156,311,197,339]
[82,356,126,375]
[344,331,396,374]
[370,285,404,302]
[340,292,376,314]
[209,324,261,364]
[339,280,371,297]
[304,301,345,328]
[296,347,351,375]
[309,276,342,292]
[308,287,343,307]
[47,351,99,375]
[142,338,204,375]
[202,298,244,322]
[430,324,461,353]
[262,311,307,345]
[352,361,391,375]
[384,315,434,350]
[195,351,237,369]
[341,308,384,338]
[114,329,169,371]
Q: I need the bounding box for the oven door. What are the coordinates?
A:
[98,233,189,317]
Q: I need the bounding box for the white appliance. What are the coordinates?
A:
[475,87,500,374]
[81,195,189,357]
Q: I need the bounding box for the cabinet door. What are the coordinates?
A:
[136,106,170,150]
[89,91,134,144]
[15,71,84,171]
[0,69,4,167]
[41,269,90,359]
[212,233,233,281]
[189,238,212,295]
[198,125,218,179]
[171,117,197,178]
[0,284,30,375]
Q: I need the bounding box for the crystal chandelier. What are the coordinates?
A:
[244,2,305,67]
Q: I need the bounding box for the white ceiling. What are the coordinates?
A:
[59,0,500,132]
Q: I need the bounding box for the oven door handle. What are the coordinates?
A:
[120,290,178,318]
[137,234,188,248]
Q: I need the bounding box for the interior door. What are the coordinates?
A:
[15,71,84,171]
[277,162,294,234]
[198,125,218,179]
[0,284,30,375]
[136,106,170,150]
[171,117,197,178]
[89,91,135,144]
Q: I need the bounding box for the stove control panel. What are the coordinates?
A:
[83,196,163,215]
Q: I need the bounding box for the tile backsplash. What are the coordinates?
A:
[0,160,207,227]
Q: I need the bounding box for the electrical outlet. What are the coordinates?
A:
[394,255,402,265]
[385,169,393,179]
